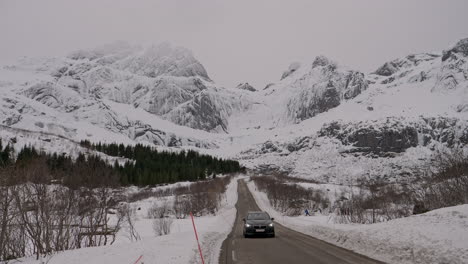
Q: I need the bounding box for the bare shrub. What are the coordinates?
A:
[332,148,467,225]
[76,187,119,248]
[0,166,23,261]
[173,194,191,219]
[334,178,413,224]
[252,176,329,216]
[172,176,232,217]
[127,187,174,203]
[0,167,234,261]
[117,204,140,242]
[0,157,121,261]
[332,148,468,224]
[413,147,468,212]
[152,218,173,236]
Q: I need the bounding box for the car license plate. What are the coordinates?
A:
[256,229,265,232]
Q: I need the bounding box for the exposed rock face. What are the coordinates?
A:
[374,62,399,76]
[312,56,331,68]
[261,140,281,153]
[344,71,368,99]
[165,88,251,132]
[167,90,227,132]
[346,126,418,153]
[281,62,301,80]
[373,53,440,84]
[318,117,468,153]
[442,38,468,62]
[433,38,468,97]
[136,76,207,116]
[24,82,65,108]
[319,120,418,153]
[129,122,214,148]
[285,136,314,152]
[456,104,468,112]
[418,117,468,146]
[286,56,368,122]
[373,53,440,79]
[263,83,275,90]
[288,82,340,121]
[236,82,256,92]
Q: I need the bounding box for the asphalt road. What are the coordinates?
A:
[218,179,384,264]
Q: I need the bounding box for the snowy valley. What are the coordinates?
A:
[1,36,468,264]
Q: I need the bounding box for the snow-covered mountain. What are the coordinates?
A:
[235,38,468,183]
[278,56,368,123]
[0,42,252,149]
[1,38,467,184]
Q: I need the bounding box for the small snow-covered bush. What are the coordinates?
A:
[147,200,171,219]
[152,218,173,236]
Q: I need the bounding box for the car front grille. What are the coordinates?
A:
[253,225,267,229]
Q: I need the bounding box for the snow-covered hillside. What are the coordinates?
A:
[234,38,468,183]
[248,180,468,264]
[1,38,468,183]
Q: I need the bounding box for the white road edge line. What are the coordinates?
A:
[232,250,237,262]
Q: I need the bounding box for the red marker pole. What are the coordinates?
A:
[132,255,143,264]
[190,212,206,264]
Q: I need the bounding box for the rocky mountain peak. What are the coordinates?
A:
[312,55,334,68]
[433,38,468,106]
[117,43,210,79]
[236,83,256,92]
[373,53,439,77]
[68,42,210,80]
[374,62,399,76]
[285,57,368,123]
[442,38,468,62]
[281,62,301,80]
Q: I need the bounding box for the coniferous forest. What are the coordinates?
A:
[80,140,243,185]
[0,139,243,188]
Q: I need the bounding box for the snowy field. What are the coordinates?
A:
[14,177,240,264]
[247,179,468,264]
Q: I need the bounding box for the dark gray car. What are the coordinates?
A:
[243,211,275,238]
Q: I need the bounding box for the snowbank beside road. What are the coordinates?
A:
[193,176,239,264]
[247,179,468,264]
[17,177,239,264]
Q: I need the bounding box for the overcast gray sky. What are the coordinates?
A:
[1,0,468,89]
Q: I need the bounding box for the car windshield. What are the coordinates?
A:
[247,212,270,220]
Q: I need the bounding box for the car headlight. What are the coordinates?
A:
[245,224,251,227]
[268,223,274,227]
